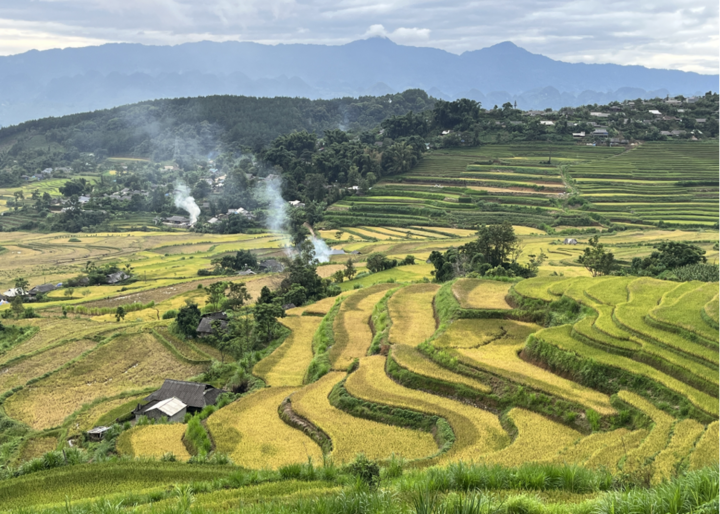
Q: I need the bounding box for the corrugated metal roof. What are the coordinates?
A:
[146,397,186,417]
[144,379,221,409]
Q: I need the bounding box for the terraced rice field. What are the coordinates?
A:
[388,283,440,346]
[207,387,323,469]
[0,339,96,392]
[291,371,438,463]
[253,317,322,387]
[517,275,720,416]
[4,332,206,429]
[117,424,191,461]
[345,356,509,463]
[452,279,512,310]
[482,408,582,466]
[455,331,615,415]
[329,283,396,369]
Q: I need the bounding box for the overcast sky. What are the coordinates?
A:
[0,0,717,74]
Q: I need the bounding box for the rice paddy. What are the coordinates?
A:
[253,317,322,387]
[387,283,440,346]
[207,387,323,469]
[452,279,512,310]
[3,332,206,429]
[116,424,191,461]
[291,371,438,463]
[345,356,510,463]
[329,283,396,369]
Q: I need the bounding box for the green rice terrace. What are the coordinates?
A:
[326,141,719,230]
[0,222,717,513]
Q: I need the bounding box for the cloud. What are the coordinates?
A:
[362,23,431,44]
[0,0,716,74]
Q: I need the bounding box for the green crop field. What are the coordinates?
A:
[323,141,718,231]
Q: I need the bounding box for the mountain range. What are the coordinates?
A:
[0,38,717,127]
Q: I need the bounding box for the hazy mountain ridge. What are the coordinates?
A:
[0,38,716,127]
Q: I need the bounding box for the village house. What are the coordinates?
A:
[134,379,224,420]
[142,397,187,423]
[86,426,111,442]
[28,283,59,296]
[563,238,578,245]
[162,215,191,228]
[196,312,228,337]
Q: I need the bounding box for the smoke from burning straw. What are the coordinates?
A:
[174,182,201,224]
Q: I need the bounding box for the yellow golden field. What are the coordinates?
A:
[0,339,96,392]
[456,338,615,415]
[689,421,719,470]
[550,428,632,466]
[16,436,58,463]
[291,371,438,463]
[71,394,147,436]
[116,424,191,461]
[435,319,538,349]
[4,332,206,429]
[345,356,509,464]
[452,279,512,310]
[482,408,582,467]
[388,283,440,346]
[651,419,705,484]
[207,387,323,469]
[617,391,675,473]
[253,317,322,387]
[584,429,649,470]
[329,283,396,369]
[391,345,491,393]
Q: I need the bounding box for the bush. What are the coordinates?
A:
[185,415,212,457]
[162,309,178,320]
[345,454,380,487]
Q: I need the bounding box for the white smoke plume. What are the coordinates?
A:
[173,181,201,224]
[259,175,288,234]
[311,236,333,263]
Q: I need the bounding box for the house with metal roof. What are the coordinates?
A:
[134,379,224,419]
[143,397,187,423]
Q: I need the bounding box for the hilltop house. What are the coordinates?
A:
[134,379,224,420]
[196,312,228,337]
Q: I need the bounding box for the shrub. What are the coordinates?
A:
[162,309,178,320]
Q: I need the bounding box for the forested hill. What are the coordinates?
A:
[0,90,435,160]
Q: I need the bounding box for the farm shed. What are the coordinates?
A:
[143,397,187,423]
[86,426,111,442]
[196,312,228,336]
[563,238,578,245]
[135,379,224,419]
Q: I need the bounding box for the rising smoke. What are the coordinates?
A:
[173,181,201,224]
[258,175,288,234]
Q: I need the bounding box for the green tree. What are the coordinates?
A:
[461,222,519,267]
[64,287,75,299]
[226,282,251,311]
[175,302,202,338]
[254,302,285,343]
[115,306,126,322]
[206,281,227,311]
[344,258,357,280]
[577,236,617,277]
[366,253,387,273]
[333,270,345,283]
[14,277,29,294]
[11,295,24,318]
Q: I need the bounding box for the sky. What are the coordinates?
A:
[0,0,717,74]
